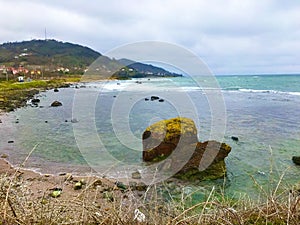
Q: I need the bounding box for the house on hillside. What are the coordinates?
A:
[18,76,24,82]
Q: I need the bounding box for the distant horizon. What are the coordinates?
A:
[215,73,300,76]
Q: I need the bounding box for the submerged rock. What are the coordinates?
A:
[71,118,79,123]
[50,101,62,107]
[231,136,239,141]
[31,98,40,104]
[292,156,300,165]
[142,117,231,181]
[151,96,160,101]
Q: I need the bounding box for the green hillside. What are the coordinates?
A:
[0,39,182,78]
[0,39,100,70]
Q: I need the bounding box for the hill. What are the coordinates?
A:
[0,39,100,74]
[117,58,181,78]
[0,39,182,78]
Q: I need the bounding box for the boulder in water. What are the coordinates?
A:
[50,101,62,107]
[142,117,231,181]
[231,136,239,141]
[151,96,160,101]
[174,141,231,181]
[292,156,300,165]
[31,98,40,104]
[142,117,198,162]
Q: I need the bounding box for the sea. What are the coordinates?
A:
[0,74,300,198]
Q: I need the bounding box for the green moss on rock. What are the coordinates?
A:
[142,118,232,182]
[175,160,226,181]
[142,117,198,162]
[145,117,197,143]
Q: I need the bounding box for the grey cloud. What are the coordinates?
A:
[0,0,299,75]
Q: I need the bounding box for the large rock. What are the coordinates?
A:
[142,117,231,181]
[174,141,231,181]
[142,117,198,162]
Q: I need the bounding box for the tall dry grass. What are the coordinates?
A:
[1,169,300,224]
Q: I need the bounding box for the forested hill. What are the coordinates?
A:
[0,39,100,69]
[0,39,182,78]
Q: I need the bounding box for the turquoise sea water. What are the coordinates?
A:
[0,74,300,198]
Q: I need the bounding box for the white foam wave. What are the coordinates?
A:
[236,88,300,96]
[288,91,300,96]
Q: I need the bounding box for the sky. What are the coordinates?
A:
[0,0,300,75]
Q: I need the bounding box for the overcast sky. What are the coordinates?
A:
[0,0,299,75]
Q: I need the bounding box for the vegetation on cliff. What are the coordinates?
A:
[0,77,80,112]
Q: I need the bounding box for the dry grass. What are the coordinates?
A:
[1,146,299,224]
[1,169,300,225]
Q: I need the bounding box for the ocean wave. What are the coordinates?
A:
[223,87,242,91]
[84,81,300,96]
[239,89,276,93]
[288,91,300,96]
[227,88,300,96]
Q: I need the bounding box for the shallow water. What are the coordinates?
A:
[0,75,300,198]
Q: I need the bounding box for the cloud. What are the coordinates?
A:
[0,0,299,74]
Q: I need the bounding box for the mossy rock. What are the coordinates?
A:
[174,141,231,181]
[142,117,198,162]
[175,160,227,181]
[144,117,197,143]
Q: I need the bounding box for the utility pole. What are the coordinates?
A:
[3,68,8,81]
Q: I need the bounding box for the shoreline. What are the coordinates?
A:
[0,157,149,198]
[0,78,81,112]
[0,157,151,223]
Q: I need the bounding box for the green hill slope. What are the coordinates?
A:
[0,39,182,78]
[0,39,101,69]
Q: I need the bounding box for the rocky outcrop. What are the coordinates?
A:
[142,117,231,181]
[142,117,198,162]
